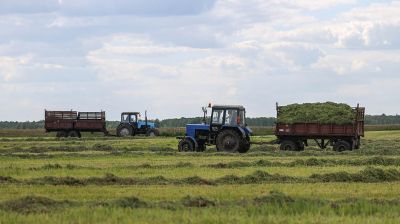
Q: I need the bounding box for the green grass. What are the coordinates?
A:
[1,130,400,223]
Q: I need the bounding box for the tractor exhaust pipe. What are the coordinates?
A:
[145,110,148,127]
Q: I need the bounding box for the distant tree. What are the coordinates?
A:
[1,114,400,129]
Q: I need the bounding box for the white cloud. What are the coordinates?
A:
[289,0,357,10]
[313,51,400,76]
[0,0,216,16]
[337,84,371,97]
[0,55,32,81]
[1,0,400,120]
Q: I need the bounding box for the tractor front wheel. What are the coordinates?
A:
[117,124,133,137]
[216,130,241,152]
[146,129,160,137]
[178,138,195,152]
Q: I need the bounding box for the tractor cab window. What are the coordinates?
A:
[238,110,245,126]
[211,109,224,124]
[130,115,137,123]
[225,109,238,125]
[122,114,129,122]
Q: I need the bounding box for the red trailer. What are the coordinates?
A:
[45,110,108,137]
[275,104,365,151]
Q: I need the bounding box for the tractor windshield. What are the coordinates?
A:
[212,109,224,124]
[122,114,129,122]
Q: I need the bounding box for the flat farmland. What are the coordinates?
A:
[1,131,400,223]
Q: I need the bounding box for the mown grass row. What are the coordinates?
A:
[0,144,176,154]
[3,148,400,160]
[1,138,399,156]
[25,162,194,171]
[206,156,400,168]
[2,191,400,215]
[3,156,399,172]
[1,167,399,186]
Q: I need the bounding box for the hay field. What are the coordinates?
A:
[0,131,400,223]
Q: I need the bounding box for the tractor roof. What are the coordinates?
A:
[121,112,140,115]
[212,105,245,110]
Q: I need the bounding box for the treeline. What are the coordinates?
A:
[0,121,45,129]
[365,114,400,125]
[149,117,277,127]
[0,114,399,129]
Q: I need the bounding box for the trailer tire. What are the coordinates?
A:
[216,129,241,152]
[297,141,305,151]
[280,140,298,151]
[117,124,133,137]
[333,140,351,152]
[178,138,195,152]
[56,131,67,138]
[68,130,81,138]
[354,137,361,149]
[146,129,159,137]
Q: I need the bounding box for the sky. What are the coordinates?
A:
[0,0,399,121]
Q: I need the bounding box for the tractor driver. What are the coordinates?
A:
[226,110,238,125]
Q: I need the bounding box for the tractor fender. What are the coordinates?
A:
[221,126,247,139]
[237,127,247,138]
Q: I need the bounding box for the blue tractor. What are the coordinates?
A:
[177,105,252,153]
[116,111,159,137]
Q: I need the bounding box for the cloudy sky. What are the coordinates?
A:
[0,0,399,121]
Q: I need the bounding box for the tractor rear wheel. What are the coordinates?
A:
[197,143,206,152]
[333,140,351,152]
[280,140,298,151]
[216,130,241,152]
[68,130,81,138]
[238,140,250,153]
[117,124,133,137]
[178,138,195,152]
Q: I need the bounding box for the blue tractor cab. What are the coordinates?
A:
[178,104,252,153]
[116,111,159,137]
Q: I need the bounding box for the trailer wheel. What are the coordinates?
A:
[146,129,159,137]
[68,130,81,138]
[216,130,241,152]
[56,131,67,138]
[297,141,305,151]
[333,140,351,152]
[354,137,361,149]
[280,140,298,151]
[117,124,133,137]
[178,138,195,152]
